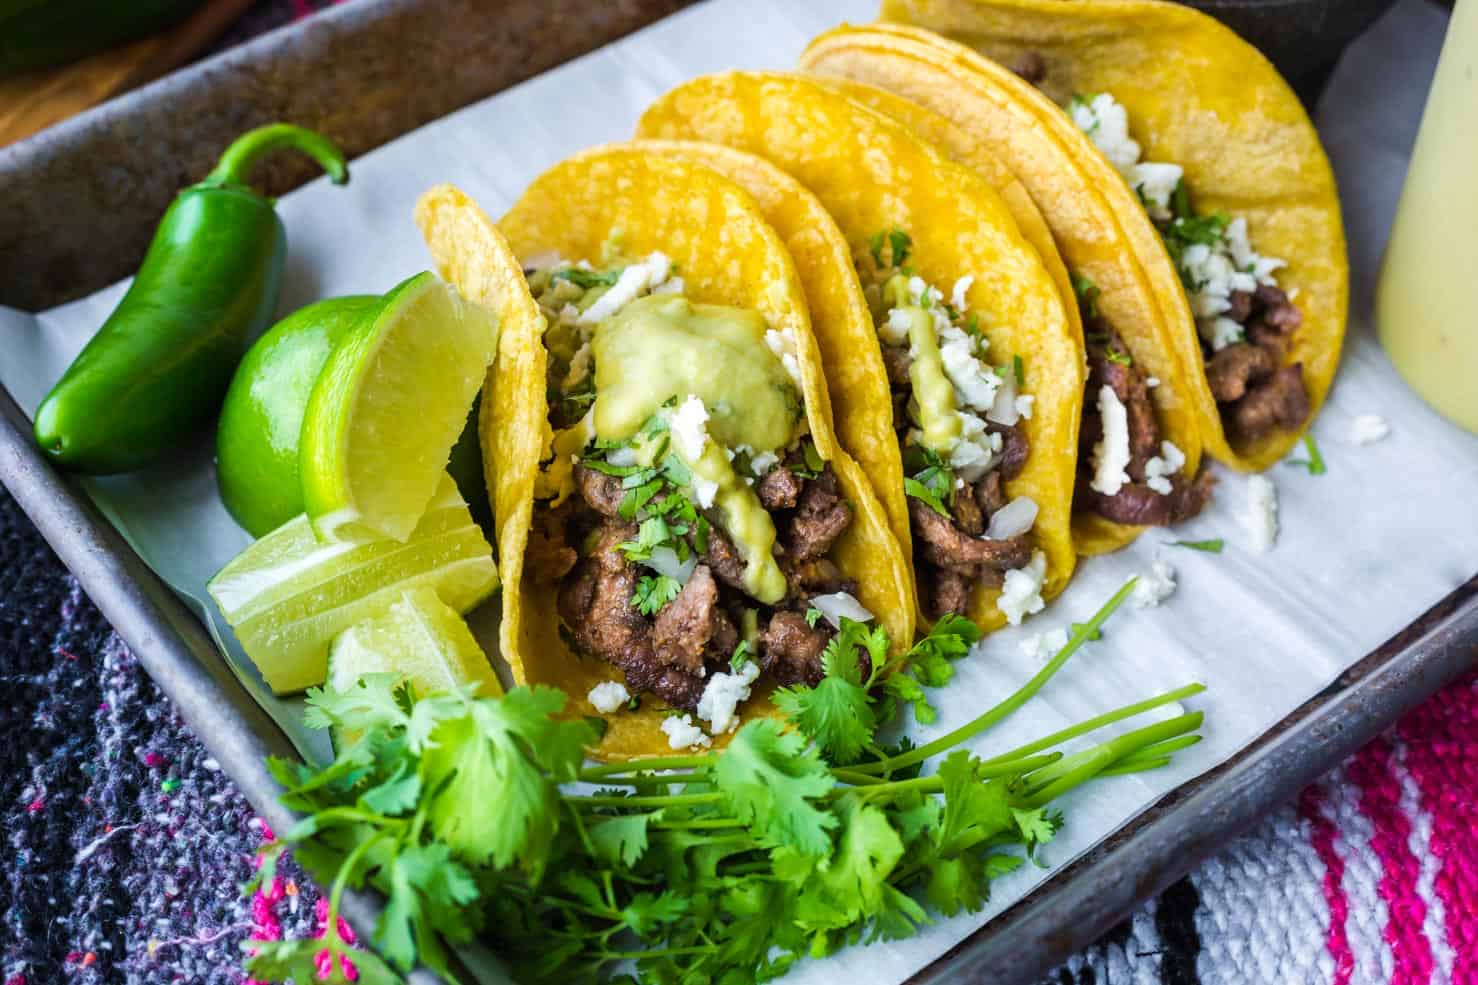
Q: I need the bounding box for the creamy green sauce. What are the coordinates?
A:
[592,295,800,453]
[678,438,787,605]
[899,307,961,454]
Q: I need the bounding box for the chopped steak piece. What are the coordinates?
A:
[1245,319,1291,361]
[785,467,851,561]
[624,662,706,712]
[1085,470,1215,526]
[891,390,910,430]
[925,566,972,619]
[1226,289,1255,322]
[1254,283,1303,331]
[758,610,835,687]
[700,527,749,592]
[574,463,625,517]
[1010,50,1047,85]
[975,471,1008,516]
[1230,363,1311,441]
[909,499,1032,574]
[988,422,1030,480]
[653,566,736,675]
[527,505,577,582]
[881,344,913,386]
[558,521,652,673]
[1206,342,1277,402]
[951,480,986,536]
[781,556,858,600]
[756,465,804,511]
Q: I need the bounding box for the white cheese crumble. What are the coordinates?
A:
[765,328,805,389]
[1015,394,1035,420]
[574,252,676,324]
[949,414,1004,482]
[1145,376,1161,389]
[950,274,975,312]
[1131,560,1177,608]
[810,591,875,629]
[1348,415,1390,446]
[1245,475,1278,553]
[661,714,712,750]
[691,475,719,509]
[985,496,1038,540]
[670,395,710,460]
[1201,315,1246,353]
[882,307,913,346]
[651,276,685,295]
[696,661,761,734]
[999,550,1048,625]
[748,450,779,476]
[1143,440,1187,495]
[587,681,631,714]
[1090,385,1132,496]
[1020,627,1070,663]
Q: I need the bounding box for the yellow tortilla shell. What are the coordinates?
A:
[637,73,1082,629]
[461,145,909,759]
[832,2,1348,471]
[811,75,1163,555]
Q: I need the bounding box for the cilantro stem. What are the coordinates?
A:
[1098,734,1203,775]
[324,829,381,954]
[830,768,888,786]
[1098,756,1171,776]
[568,791,723,810]
[652,817,747,831]
[978,683,1206,768]
[850,578,1140,776]
[1019,712,1203,807]
[579,755,715,780]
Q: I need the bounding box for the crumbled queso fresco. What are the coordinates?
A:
[1245,475,1279,553]
[1090,385,1133,497]
[695,660,761,734]
[587,680,631,714]
[1020,627,1070,663]
[1069,92,1289,353]
[661,714,712,750]
[1131,560,1177,609]
[1348,415,1390,446]
[999,550,1048,625]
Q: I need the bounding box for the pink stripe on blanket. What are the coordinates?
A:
[1397,672,1478,985]
[1301,783,1356,985]
[1349,736,1433,985]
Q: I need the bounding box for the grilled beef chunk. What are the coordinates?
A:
[988,422,1030,481]
[910,499,1032,574]
[1255,284,1303,331]
[574,463,626,517]
[882,344,913,386]
[1206,342,1277,403]
[758,611,834,687]
[653,565,737,675]
[785,468,851,561]
[925,566,972,619]
[951,482,986,536]
[1086,470,1216,526]
[700,526,749,592]
[558,521,652,672]
[975,471,1009,515]
[624,662,707,712]
[1010,50,1048,85]
[527,503,578,582]
[756,466,804,510]
[1230,364,1311,441]
[782,557,858,600]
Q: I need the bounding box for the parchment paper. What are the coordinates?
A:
[1,0,1472,981]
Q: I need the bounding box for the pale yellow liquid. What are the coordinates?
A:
[1377,0,1478,434]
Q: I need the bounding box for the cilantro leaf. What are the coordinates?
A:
[713,719,837,854]
[904,477,952,518]
[1170,537,1225,553]
[792,798,904,930]
[590,810,662,868]
[631,574,682,616]
[1071,272,1101,319]
[889,229,912,268]
[552,267,619,289]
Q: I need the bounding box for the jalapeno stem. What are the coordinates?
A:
[205,123,349,188]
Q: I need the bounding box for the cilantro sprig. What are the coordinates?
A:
[246,580,1206,985]
[903,446,955,518]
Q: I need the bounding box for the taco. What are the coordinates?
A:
[803,1,1348,472]
[812,74,1208,555]
[637,72,1082,627]
[424,146,912,759]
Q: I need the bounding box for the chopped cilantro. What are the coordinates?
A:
[1287,434,1327,475]
[620,516,673,563]
[805,607,824,628]
[1170,538,1225,553]
[552,267,619,289]
[870,227,913,269]
[1012,353,1025,386]
[904,447,955,518]
[1170,178,1194,221]
[631,574,682,615]
[1105,348,1133,367]
[1071,272,1101,319]
[730,640,754,672]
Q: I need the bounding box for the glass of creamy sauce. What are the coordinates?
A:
[1376,0,1478,434]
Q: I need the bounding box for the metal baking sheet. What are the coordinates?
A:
[2,1,1474,983]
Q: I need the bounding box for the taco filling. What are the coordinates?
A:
[525,251,869,739]
[862,230,1046,622]
[1070,273,1213,527]
[1067,92,1312,447]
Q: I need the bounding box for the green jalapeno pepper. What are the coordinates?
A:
[33,123,349,474]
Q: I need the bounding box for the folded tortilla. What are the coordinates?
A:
[422,147,911,758]
[805,2,1347,472]
[638,73,1082,628]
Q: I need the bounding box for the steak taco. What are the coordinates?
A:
[803,1,1347,473]
[638,73,1083,627]
[810,73,1209,555]
[422,147,911,758]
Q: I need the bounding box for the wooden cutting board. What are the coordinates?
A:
[0,0,256,148]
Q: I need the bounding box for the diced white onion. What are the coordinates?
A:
[985,496,1038,540]
[809,592,874,629]
[643,546,697,584]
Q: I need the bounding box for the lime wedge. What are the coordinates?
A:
[301,271,498,543]
[208,474,498,694]
[328,585,501,700]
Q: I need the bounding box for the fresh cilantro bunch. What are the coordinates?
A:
[246,579,1206,985]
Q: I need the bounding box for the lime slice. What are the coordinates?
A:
[328,586,501,700]
[208,474,498,694]
[301,271,498,542]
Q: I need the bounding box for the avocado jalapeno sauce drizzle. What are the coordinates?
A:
[34,124,349,475]
[246,576,1206,985]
